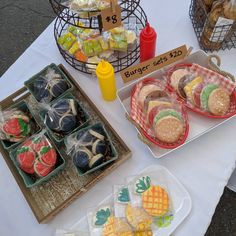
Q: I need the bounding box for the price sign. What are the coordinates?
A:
[101,4,122,31]
[121,45,188,83]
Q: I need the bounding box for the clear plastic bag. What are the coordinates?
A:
[33,68,69,103]
[167,63,234,116]
[65,125,111,173]
[113,185,131,218]
[42,98,81,135]
[0,107,31,143]
[126,171,174,231]
[14,130,58,177]
[88,204,134,236]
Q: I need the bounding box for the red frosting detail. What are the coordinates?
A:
[3,118,21,136]
[34,160,54,177]
[40,149,57,167]
[17,151,35,170]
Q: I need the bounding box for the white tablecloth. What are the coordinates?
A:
[1,0,236,236]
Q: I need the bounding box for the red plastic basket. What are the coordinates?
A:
[167,63,236,119]
[130,77,189,149]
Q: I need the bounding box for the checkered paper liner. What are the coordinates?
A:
[130,78,189,149]
[167,63,236,119]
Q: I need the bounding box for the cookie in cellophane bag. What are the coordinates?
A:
[65,123,118,175]
[41,94,89,142]
[0,101,40,149]
[113,185,153,235]
[10,130,65,187]
[130,77,189,149]
[167,63,236,118]
[87,204,133,236]
[126,172,174,232]
[25,65,71,103]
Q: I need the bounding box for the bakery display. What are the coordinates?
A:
[57,23,137,72]
[25,64,72,103]
[65,123,118,175]
[10,132,65,188]
[130,77,189,148]
[168,63,236,117]
[42,95,89,141]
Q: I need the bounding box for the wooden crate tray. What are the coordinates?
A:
[0,64,132,223]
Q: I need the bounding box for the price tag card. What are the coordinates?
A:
[101,5,122,31]
[121,45,188,83]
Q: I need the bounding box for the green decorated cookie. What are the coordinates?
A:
[117,187,130,203]
[135,176,151,194]
[154,109,182,126]
[155,214,174,228]
[200,84,218,110]
[93,207,111,227]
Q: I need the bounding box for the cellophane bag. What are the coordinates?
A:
[0,107,32,143]
[14,130,58,177]
[126,171,174,231]
[32,68,69,103]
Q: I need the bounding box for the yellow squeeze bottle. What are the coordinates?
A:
[96,60,117,101]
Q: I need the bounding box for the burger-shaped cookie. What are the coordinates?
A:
[130,78,189,149]
[167,63,236,118]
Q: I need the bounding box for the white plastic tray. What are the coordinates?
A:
[117,50,236,158]
[70,165,192,236]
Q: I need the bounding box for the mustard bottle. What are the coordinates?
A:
[96,60,117,101]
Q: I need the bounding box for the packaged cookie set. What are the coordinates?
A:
[196,0,236,50]
[130,77,189,149]
[9,130,65,188]
[86,174,174,235]
[57,24,137,72]
[40,94,90,142]
[25,64,73,103]
[0,101,40,150]
[65,123,118,175]
[167,63,236,118]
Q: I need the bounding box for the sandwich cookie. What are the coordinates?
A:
[170,68,190,90]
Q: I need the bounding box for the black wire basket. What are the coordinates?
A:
[49,0,141,30]
[189,0,236,52]
[54,5,147,74]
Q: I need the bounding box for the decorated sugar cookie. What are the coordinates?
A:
[135,176,170,217]
[125,204,152,232]
[117,187,130,204]
[103,216,133,236]
[93,206,111,227]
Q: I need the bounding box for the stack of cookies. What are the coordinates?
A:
[169,67,231,116]
[136,81,185,144]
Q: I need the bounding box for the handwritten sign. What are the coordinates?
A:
[101,4,122,31]
[121,45,188,83]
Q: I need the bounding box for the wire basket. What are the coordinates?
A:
[49,0,141,30]
[189,0,236,52]
[54,5,147,74]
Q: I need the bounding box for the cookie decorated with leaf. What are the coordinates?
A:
[117,187,130,204]
[135,176,170,217]
[93,207,111,227]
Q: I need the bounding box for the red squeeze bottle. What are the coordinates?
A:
[140,22,157,62]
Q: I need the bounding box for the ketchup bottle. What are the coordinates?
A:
[140,22,157,62]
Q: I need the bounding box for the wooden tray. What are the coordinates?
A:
[0,64,132,223]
